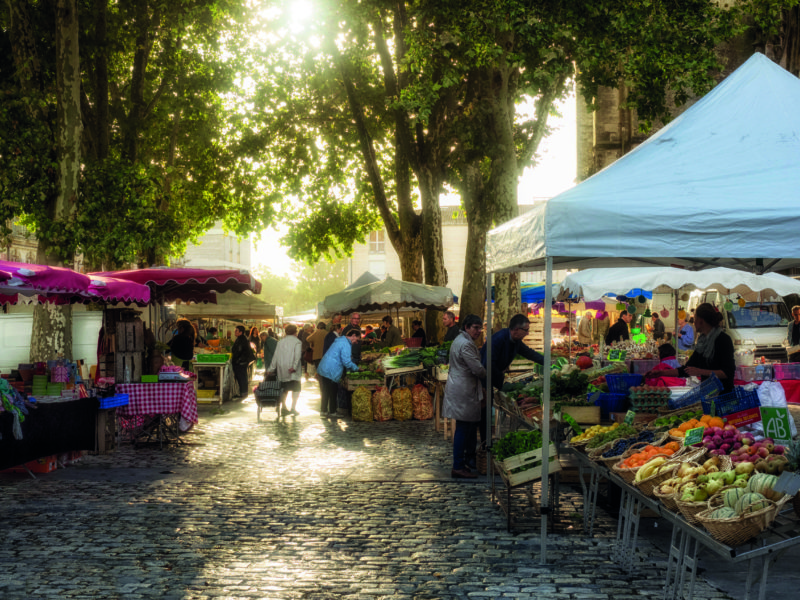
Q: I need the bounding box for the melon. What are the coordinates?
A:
[734,492,768,516]
[747,473,782,501]
[722,487,747,509]
[709,507,737,520]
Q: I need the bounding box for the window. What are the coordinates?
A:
[369,257,386,279]
[369,230,385,254]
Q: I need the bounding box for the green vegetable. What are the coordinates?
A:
[491,430,543,461]
[347,371,382,380]
[382,354,423,370]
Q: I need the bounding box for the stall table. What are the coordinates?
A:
[116,382,198,446]
[193,360,228,406]
[570,447,800,600]
[0,397,98,472]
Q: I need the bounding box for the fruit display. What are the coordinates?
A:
[668,414,725,438]
[650,408,704,430]
[570,422,618,445]
[587,422,639,449]
[728,434,789,474]
[656,456,746,497]
[601,430,657,459]
[633,453,679,483]
[620,442,681,469]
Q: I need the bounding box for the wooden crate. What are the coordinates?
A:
[345,379,383,391]
[494,443,561,487]
[434,367,449,381]
[116,321,145,352]
[115,352,143,383]
[559,405,601,424]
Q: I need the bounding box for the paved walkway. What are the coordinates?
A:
[0,379,753,599]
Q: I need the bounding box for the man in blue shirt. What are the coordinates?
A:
[480,314,545,391]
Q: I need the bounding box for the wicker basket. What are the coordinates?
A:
[696,497,788,546]
[654,485,681,512]
[597,439,648,466]
[671,447,707,464]
[674,481,713,525]
[634,462,679,497]
[657,401,702,416]
[613,440,674,485]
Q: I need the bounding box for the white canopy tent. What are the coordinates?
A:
[484,53,800,562]
[558,267,800,302]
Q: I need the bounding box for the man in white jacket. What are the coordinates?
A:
[267,323,303,416]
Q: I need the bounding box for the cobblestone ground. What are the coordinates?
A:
[0,379,737,600]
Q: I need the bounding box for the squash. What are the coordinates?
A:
[747,472,783,501]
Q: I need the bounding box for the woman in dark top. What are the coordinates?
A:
[168,319,196,370]
[411,319,427,347]
[248,326,261,355]
[648,303,735,392]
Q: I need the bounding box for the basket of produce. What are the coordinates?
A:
[613,440,680,484]
[585,422,640,457]
[634,459,679,497]
[569,423,620,454]
[653,462,701,512]
[596,430,659,465]
[674,480,715,525]
[647,406,704,430]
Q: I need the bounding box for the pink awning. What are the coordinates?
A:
[0,260,90,294]
[88,275,151,304]
[90,267,261,303]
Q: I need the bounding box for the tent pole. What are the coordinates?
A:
[540,256,553,563]
[485,271,493,484]
[567,300,572,361]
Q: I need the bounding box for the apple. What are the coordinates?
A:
[712,435,723,446]
[757,447,770,459]
[720,443,732,453]
[774,445,786,455]
[763,442,775,453]
[732,442,742,451]
[741,436,752,446]
[723,424,738,435]
[745,445,757,455]
[762,437,775,445]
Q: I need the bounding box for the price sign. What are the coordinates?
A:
[683,426,705,447]
[624,410,637,425]
[607,348,627,362]
[760,407,793,445]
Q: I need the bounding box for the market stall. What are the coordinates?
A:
[485,53,800,562]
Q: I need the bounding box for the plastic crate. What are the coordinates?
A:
[668,374,723,410]
[196,389,217,398]
[99,394,129,409]
[196,353,231,363]
[735,365,758,382]
[588,392,628,419]
[630,359,660,375]
[605,373,643,395]
[773,363,800,380]
[702,387,760,417]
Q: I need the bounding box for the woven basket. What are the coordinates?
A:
[613,441,675,485]
[597,439,647,466]
[657,401,702,416]
[570,437,596,455]
[674,481,713,525]
[635,462,679,497]
[707,484,742,510]
[653,462,701,512]
[696,497,788,546]
[671,447,707,464]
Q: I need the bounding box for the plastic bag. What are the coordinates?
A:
[411,383,433,420]
[372,387,393,421]
[392,387,413,421]
[749,381,798,437]
[351,387,373,422]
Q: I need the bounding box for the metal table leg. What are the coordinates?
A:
[578,461,600,537]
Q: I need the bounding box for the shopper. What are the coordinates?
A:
[260,330,278,372]
[317,328,361,417]
[323,322,342,355]
[605,310,633,345]
[231,325,256,399]
[363,325,378,344]
[411,319,427,347]
[442,310,459,343]
[267,323,303,416]
[786,305,800,362]
[593,310,610,343]
[381,315,402,347]
[651,313,665,341]
[306,321,328,372]
[442,314,486,479]
[299,323,314,381]
[676,315,695,351]
[167,319,196,371]
[577,312,593,345]
[647,303,735,393]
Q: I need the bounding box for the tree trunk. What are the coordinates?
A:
[124,0,149,162]
[418,166,448,342]
[93,0,109,160]
[458,162,493,322]
[30,302,73,362]
[30,0,81,363]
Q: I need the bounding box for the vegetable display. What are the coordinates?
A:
[347,370,382,380]
[411,384,433,420]
[586,422,639,449]
[371,387,393,421]
[491,430,543,462]
[382,353,424,371]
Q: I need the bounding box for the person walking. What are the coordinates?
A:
[260,330,278,372]
[442,314,486,479]
[306,321,328,374]
[323,322,342,355]
[267,324,303,416]
[317,328,361,417]
[231,325,256,399]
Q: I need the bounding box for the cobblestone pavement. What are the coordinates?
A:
[0,379,743,599]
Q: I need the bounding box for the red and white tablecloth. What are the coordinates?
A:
[116,382,198,424]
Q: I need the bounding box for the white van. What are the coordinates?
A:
[694,291,790,362]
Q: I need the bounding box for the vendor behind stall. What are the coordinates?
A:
[381,315,403,348]
[411,320,427,347]
[480,314,544,390]
[647,303,735,393]
[605,310,632,344]
[168,319,196,370]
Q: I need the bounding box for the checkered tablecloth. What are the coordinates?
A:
[115,383,198,424]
